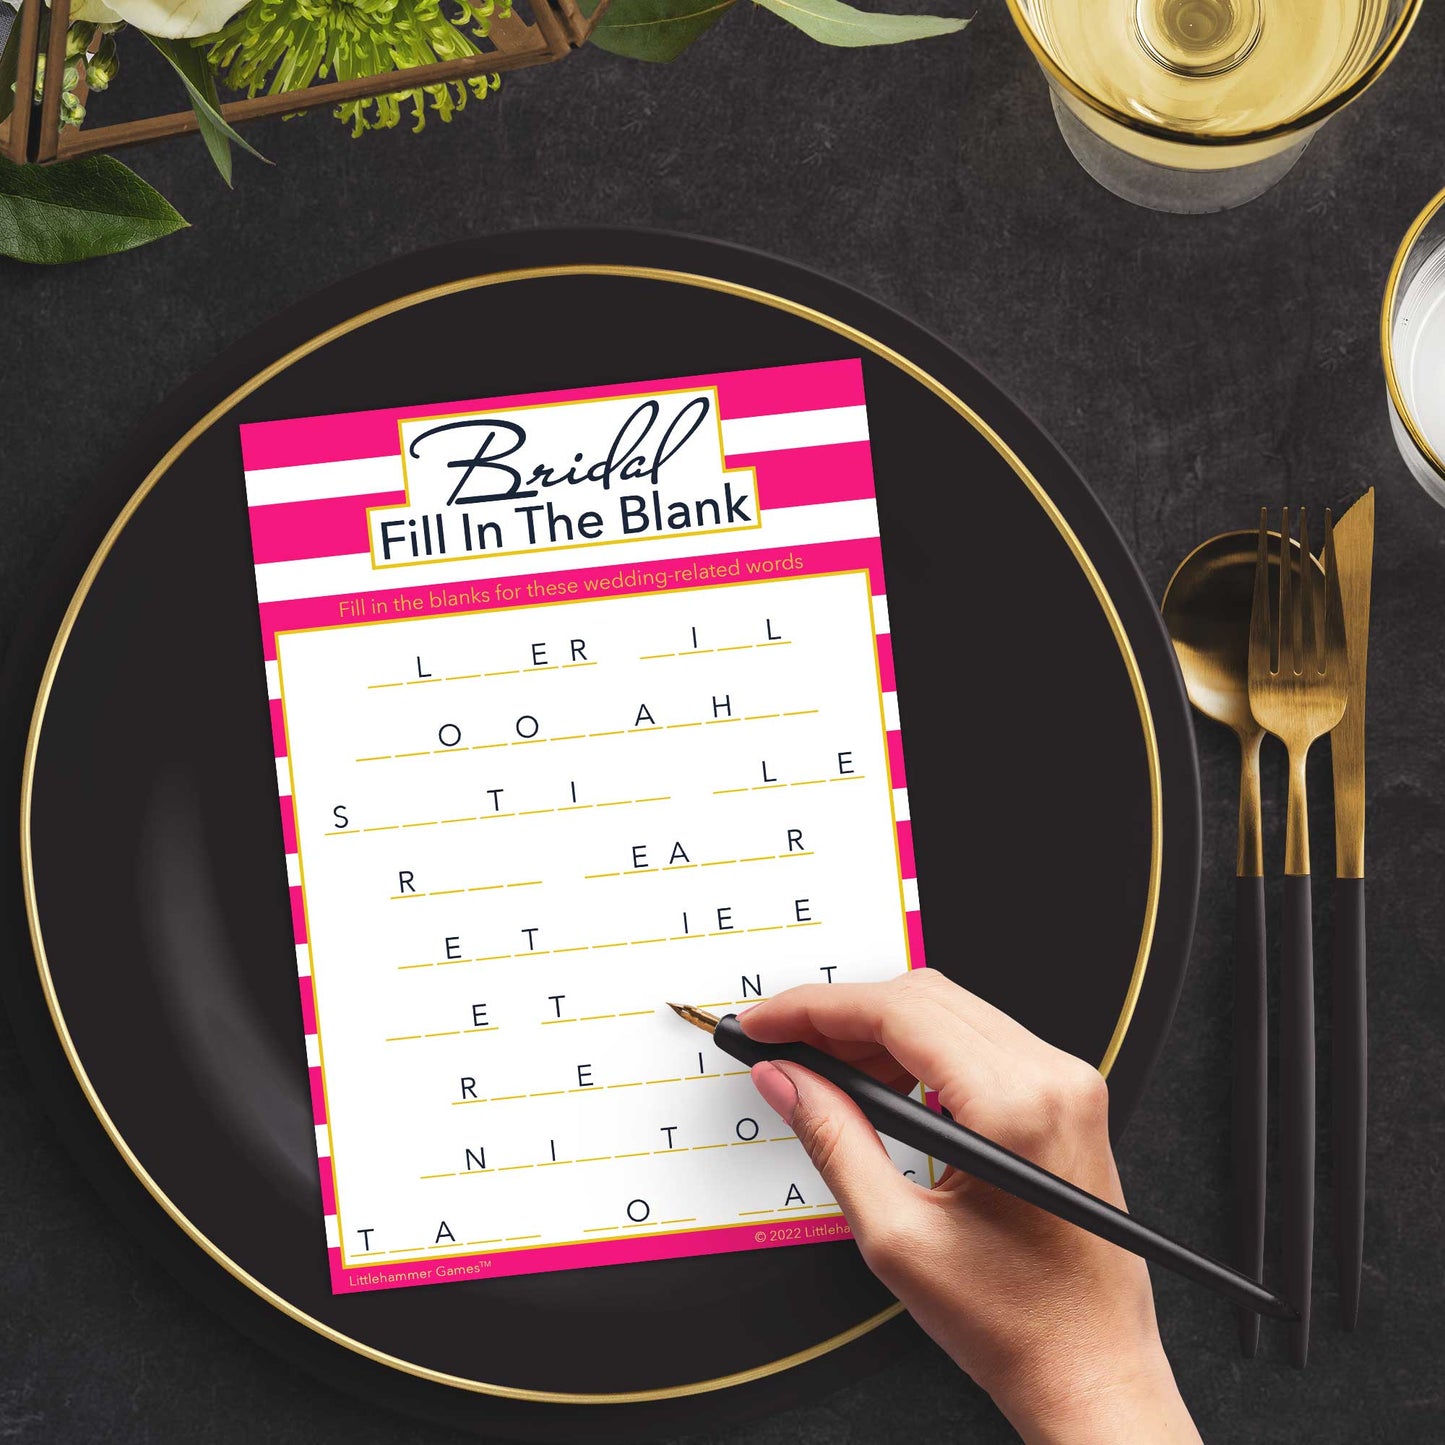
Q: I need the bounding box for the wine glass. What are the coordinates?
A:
[1005,0,1422,214]
[1383,184,1445,508]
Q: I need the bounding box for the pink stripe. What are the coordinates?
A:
[279,800,297,854]
[257,537,884,660]
[713,359,863,419]
[270,699,287,756]
[896,821,915,879]
[308,1066,326,1124]
[298,978,317,1033]
[876,634,895,692]
[249,490,404,564]
[729,440,875,511]
[240,360,864,471]
[328,1211,855,1293]
[886,731,907,789]
[290,886,307,944]
[318,1162,336,1216]
[907,912,927,970]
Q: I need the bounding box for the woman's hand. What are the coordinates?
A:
[741,970,1200,1445]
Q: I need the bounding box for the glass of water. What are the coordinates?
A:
[1384,185,1445,507]
[1004,0,1422,214]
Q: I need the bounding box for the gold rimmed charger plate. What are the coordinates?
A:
[2,233,1200,1437]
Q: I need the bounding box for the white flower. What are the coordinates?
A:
[71,0,251,39]
[69,0,127,24]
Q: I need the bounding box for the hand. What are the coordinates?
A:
[741,971,1200,1445]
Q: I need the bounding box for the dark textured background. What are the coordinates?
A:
[3,3,1444,1440]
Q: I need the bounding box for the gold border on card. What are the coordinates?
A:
[20,266,1162,1405]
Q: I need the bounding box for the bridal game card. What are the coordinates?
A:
[241,358,929,1294]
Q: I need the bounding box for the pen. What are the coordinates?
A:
[668,1002,1297,1323]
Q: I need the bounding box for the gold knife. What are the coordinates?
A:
[1330,487,1373,1330]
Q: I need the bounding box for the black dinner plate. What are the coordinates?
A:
[0,230,1199,1440]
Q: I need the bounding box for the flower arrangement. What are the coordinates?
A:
[0,0,966,264]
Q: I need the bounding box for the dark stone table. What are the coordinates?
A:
[4,4,1443,1439]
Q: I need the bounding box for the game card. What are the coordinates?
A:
[241,358,930,1294]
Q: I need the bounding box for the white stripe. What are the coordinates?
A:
[902,877,920,912]
[882,691,900,731]
[305,1033,321,1067]
[315,1125,330,1156]
[296,943,311,977]
[872,596,891,634]
[275,758,291,794]
[324,1214,340,1247]
[265,660,280,699]
[245,454,405,508]
[892,787,910,823]
[253,497,881,605]
[286,852,301,887]
[241,405,867,509]
[722,405,869,455]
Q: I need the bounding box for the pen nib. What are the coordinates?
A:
[667,1001,721,1034]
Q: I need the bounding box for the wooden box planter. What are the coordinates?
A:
[0,0,605,165]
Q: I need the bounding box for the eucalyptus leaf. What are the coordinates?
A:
[755,0,966,46]
[144,32,268,186]
[0,153,187,264]
[583,0,737,63]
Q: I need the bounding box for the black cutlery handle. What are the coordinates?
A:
[1333,876,1367,1330]
[1281,872,1315,1367]
[1233,873,1267,1359]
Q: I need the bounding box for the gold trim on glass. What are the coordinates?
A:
[1382,184,1445,485]
[20,264,1162,1405]
[1004,0,1422,149]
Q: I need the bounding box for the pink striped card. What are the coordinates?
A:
[241,358,929,1295]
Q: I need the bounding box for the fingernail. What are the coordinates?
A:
[750,1061,798,1124]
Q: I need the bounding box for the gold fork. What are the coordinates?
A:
[1248,506,1349,1369]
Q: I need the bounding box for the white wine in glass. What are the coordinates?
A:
[1007,0,1420,212]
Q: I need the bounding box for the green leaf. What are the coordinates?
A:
[143,33,268,187]
[0,153,187,264]
[754,0,967,46]
[583,0,738,62]
[0,10,20,126]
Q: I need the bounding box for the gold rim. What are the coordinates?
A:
[21,264,1162,1405]
[1003,0,1423,149]
[1381,182,1445,483]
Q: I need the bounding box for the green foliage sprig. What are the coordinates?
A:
[0,0,966,263]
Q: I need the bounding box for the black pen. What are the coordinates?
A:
[668,1002,1297,1323]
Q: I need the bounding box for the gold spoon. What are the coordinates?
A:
[1163,528,1317,1359]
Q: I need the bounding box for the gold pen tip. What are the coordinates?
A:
[667,1001,721,1033]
